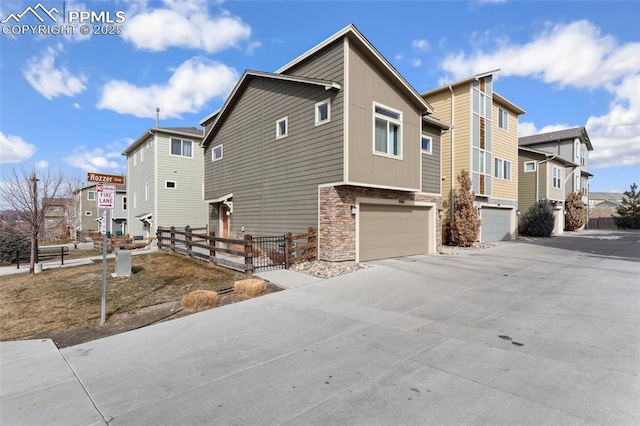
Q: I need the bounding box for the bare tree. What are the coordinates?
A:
[0,166,65,274]
[64,175,85,241]
[451,170,480,247]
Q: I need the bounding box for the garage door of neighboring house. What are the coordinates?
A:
[480,207,512,242]
[358,204,430,261]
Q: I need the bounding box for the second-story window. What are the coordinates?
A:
[212,144,223,162]
[171,138,193,158]
[123,197,127,210]
[494,157,511,180]
[553,166,562,189]
[373,103,402,157]
[580,148,586,166]
[276,117,288,139]
[315,100,330,125]
[421,136,432,154]
[88,191,96,200]
[498,108,509,131]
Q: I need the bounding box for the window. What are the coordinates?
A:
[373,103,402,157]
[145,183,149,201]
[123,197,127,210]
[165,181,176,189]
[276,117,288,139]
[524,161,537,172]
[421,136,432,154]
[498,108,509,131]
[553,166,562,189]
[133,193,137,209]
[85,211,92,216]
[478,150,487,174]
[212,144,223,162]
[88,191,96,200]
[51,206,61,212]
[479,92,489,118]
[170,138,193,157]
[580,148,586,166]
[47,219,54,224]
[140,146,144,162]
[494,158,512,180]
[315,100,330,125]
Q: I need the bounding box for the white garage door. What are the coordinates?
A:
[359,204,430,261]
[480,207,512,242]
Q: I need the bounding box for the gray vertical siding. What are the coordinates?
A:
[421,123,441,194]
[204,74,344,236]
[127,136,155,236]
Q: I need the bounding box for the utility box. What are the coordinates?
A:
[114,250,132,277]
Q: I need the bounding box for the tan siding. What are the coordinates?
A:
[347,43,421,189]
[492,99,519,200]
[424,91,453,206]
[421,123,441,194]
[518,151,539,212]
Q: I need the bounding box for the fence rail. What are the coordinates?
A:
[156,226,317,274]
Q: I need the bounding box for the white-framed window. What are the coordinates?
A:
[373,103,402,158]
[494,157,512,180]
[212,144,223,162]
[88,191,96,200]
[479,92,489,118]
[123,197,127,210]
[165,181,176,189]
[133,153,137,166]
[524,161,537,172]
[145,183,149,201]
[553,166,562,189]
[170,138,193,158]
[478,150,487,174]
[498,108,509,131]
[421,136,432,154]
[575,140,580,161]
[276,117,288,139]
[315,99,330,125]
[133,193,137,209]
[84,210,92,216]
[575,175,580,192]
[140,146,144,162]
[580,148,586,166]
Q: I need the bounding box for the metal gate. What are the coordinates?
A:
[252,235,286,272]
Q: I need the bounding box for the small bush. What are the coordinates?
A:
[181,290,219,312]
[520,200,555,238]
[234,278,266,297]
[451,170,480,247]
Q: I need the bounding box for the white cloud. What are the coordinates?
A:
[411,58,422,67]
[64,141,128,172]
[73,102,82,109]
[440,20,640,168]
[97,57,238,118]
[411,39,431,52]
[23,43,87,99]
[518,122,572,138]
[0,132,36,163]
[121,0,251,53]
[35,160,49,169]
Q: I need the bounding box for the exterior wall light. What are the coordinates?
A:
[350,205,357,215]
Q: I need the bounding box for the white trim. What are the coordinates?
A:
[343,37,350,183]
[314,98,331,126]
[524,161,537,172]
[204,193,233,204]
[346,181,421,192]
[87,191,96,200]
[276,116,288,139]
[145,183,149,201]
[497,107,509,131]
[552,165,562,189]
[372,101,403,159]
[169,137,195,159]
[494,157,512,181]
[165,180,177,189]
[421,135,433,155]
[211,144,223,162]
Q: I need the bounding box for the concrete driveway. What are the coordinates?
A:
[1,230,639,425]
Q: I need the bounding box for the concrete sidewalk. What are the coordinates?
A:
[1,230,639,425]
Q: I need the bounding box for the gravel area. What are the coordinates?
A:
[439,242,497,255]
[290,260,370,279]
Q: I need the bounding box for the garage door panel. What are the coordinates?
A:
[480,208,512,242]
[359,204,430,261]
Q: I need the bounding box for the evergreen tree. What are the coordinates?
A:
[613,183,640,229]
[451,170,480,247]
[565,190,586,231]
[520,200,555,238]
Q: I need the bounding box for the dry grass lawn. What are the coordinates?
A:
[0,251,244,341]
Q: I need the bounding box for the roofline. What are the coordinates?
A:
[122,127,202,155]
[519,126,593,151]
[201,70,341,149]
[200,109,220,126]
[518,146,580,167]
[421,69,501,96]
[276,23,433,114]
[493,92,526,115]
[422,114,451,130]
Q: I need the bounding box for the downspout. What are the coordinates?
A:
[449,85,455,225]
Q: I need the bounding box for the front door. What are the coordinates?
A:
[221,204,230,237]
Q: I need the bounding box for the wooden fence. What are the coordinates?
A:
[587,217,618,230]
[156,226,317,274]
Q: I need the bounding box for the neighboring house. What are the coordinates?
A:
[42,197,71,241]
[518,126,594,210]
[73,184,127,237]
[588,192,623,218]
[200,24,449,262]
[422,70,526,243]
[122,127,207,238]
[518,147,579,235]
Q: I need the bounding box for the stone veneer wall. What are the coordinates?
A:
[319,185,442,261]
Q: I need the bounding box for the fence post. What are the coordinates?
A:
[244,234,253,275]
[157,227,162,250]
[185,225,192,258]
[16,249,19,270]
[60,246,64,266]
[285,232,292,269]
[170,226,176,253]
[308,226,317,260]
[209,231,216,261]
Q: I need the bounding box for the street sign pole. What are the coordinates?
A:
[101,209,109,324]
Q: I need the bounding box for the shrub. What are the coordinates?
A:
[181,290,219,312]
[565,191,586,231]
[613,183,640,229]
[520,200,555,238]
[234,278,266,297]
[0,232,30,265]
[451,170,480,247]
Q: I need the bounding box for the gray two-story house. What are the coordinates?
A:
[73,183,127,238]
[200,24,449,262]
[122,127,207,238]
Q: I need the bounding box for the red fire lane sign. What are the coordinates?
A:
[87,172,125,185]
[96,184,116,209]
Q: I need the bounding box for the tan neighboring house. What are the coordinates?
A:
[200,24,449,262]
[518,147,579,235]
[422,70,526,242]
[122,127,207,238]
[42,197,72,241]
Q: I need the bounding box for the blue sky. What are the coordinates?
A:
[1,0,638,193]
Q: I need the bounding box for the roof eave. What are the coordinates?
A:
[422,69,501,96]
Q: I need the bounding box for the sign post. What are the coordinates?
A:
[90,178,120,325]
